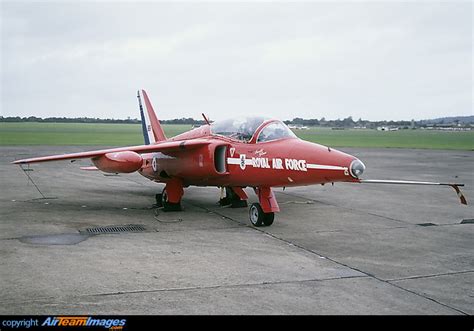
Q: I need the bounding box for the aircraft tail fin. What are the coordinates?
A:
[137,90,167,144]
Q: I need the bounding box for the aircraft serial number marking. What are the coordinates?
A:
[227,157,347,172]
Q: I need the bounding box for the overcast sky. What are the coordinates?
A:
[1,1,472,121]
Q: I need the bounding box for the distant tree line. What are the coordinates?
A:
[0,116,206,125]
[283,116,414,128]
[283,116,472,128]
[1,115,471,128]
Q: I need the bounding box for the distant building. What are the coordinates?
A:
[377,126,399,131]
[288,124,309,130]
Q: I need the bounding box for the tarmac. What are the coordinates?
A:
[0,146,472,315]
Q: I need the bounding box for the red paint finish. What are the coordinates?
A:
[231,187,249,200]
[12,139,210,165]
[165,177,184,203]
[141,90,167,141]
[137,135,358,189]
[139,142,227,183]
[255,187,280,213]
[219,138,357,188]
[92,151,143,173]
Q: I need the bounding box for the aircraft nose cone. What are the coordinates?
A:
[349,159,366,178]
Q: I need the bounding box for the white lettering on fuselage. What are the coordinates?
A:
[285,158,307,172]
[251,157,270,169]
[227,157,347,173]
[272,158,284,169]
[248,157,307,171]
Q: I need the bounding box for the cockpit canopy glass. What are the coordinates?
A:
[211,117,297,143]
[211,117,268,142]
[257,121,297,142]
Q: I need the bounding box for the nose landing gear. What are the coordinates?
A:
[249,203,274,227]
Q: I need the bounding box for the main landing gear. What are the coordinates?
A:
[155,182,280,227]
[219,187,248,208]
[155,178,184,212]
[155,188,182,211]
[219,186,279,227]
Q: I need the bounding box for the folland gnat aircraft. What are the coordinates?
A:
[13,90,467,227]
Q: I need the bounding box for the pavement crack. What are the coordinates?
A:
[387,270,474,282]
[86,275,369,298]
[0,275,369,306]
[384,279,469,315]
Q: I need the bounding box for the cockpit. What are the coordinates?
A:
[210,117,297,143]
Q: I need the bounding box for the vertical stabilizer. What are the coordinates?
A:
[137,90,167,144]
[137,91,151,145]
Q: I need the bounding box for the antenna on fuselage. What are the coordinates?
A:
[202,113,211,125]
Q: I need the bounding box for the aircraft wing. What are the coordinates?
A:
[12,139,209,165]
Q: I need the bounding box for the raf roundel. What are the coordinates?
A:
[239,154,246,170]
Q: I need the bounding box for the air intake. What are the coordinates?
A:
[214,145,227,174]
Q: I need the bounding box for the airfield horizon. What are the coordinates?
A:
[0,122,473,150]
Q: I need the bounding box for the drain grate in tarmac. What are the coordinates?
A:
[82,224,147,234]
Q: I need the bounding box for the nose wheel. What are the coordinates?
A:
[249,203,274,227]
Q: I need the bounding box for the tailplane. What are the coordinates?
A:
[137,90,167,144]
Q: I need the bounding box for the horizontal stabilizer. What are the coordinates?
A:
[358,179,467,205]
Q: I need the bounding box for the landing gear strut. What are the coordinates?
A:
[219,187,248,208]
[155,178,184,212]
[160,187,182,211]
[154,189,182,211]
[249,203,274,227]
[249,187,279,227]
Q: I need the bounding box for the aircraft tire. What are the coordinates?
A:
[219,196,231,206]
[249,203,265,227]
[161,188,182,212]
[262,212,274,226]
[155,193,163,207]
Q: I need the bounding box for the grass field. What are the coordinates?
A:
[296,127,474,150]
[0,123,189,146]
[0,122,473,150]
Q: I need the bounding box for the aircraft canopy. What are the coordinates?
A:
[211,117,296,142]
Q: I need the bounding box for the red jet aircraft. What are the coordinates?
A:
[13,90,467,226]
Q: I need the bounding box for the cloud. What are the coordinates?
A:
[1,1,471,121]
